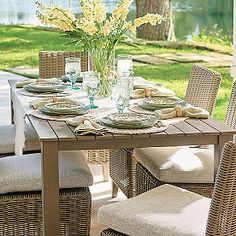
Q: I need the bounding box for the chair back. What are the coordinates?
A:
[224,81,236,129]
[185,65,221,114]
[39,51,89,79]
[206,141,236,235]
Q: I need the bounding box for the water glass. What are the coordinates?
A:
[117,54,133,77]
[112,80,131,113]
[65,57,81,90]
[83,71,100,109]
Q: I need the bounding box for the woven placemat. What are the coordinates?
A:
[101,124,167,135]
[129,105,155,115]
[30,110,77,121]
[17,89,73,98]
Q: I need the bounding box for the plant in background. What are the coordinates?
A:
[192,24,232,47]
[36,0,163,97]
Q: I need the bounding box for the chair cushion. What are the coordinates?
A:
[0,123,40,155]
[0,151,93,194]
[24,123,41,152]
[134,147,214,183]
[98,184,210,236]
[0,124,15,154]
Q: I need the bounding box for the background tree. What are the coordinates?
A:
[135,0,172,41]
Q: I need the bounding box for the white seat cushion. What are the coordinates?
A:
[0,151,93,194]
[98,184,210,236]
[0,123,40,154]
[134,147,214,183]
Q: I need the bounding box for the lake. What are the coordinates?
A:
[0,0,233,40]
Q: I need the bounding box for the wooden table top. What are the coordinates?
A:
[27,114,236,149]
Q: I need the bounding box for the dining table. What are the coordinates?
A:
[8,78,236,236]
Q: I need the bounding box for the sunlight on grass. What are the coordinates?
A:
[0,25,233,122]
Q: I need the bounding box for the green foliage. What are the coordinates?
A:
[192,24,232,46]
[0,25,232,122]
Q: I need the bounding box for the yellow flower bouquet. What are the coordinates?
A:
[36,0,163,97]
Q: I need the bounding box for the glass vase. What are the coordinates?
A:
[89,46,115,97]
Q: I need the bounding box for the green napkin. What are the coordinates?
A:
[131,84,175,99]
[155,105,209,120]
[24,84,64,93]
[67,116,106,135]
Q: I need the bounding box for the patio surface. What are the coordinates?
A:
[0,70,125,235]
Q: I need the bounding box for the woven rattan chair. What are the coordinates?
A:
[39,51,109,180]
[0,151,93,235]
[134,79,236,198]
[99,141,236,236]
[109,65,222,198]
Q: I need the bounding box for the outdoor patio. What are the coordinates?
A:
[0,0,236,236]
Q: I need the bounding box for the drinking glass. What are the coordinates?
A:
[83,71,100,109]
[65,57,81,90]
[117,54,133,77]
[111,80,131,113]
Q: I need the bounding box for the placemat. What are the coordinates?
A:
[17,88,73,98]
[102,124,167,135]
[129,104,155,115]
[30,110,77,121]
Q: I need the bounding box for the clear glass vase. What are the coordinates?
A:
[89,46,115,97]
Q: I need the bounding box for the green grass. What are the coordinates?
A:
[0,25,233,121]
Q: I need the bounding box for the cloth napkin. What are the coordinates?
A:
[155,105,209,120]
[131,84,175,99]
[16,78,59,88]
[67,116,106,135]
[29,97,76,109]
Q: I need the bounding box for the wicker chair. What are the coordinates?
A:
[0,151,93,235]
[134,76,236,198]
[99,141,236,236]
[109,65,222,198]
[39,51,109,181]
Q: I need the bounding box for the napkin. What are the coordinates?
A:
[155,105,209,120]
[29,97,76,109]
[131,84,175,99]
[67,116,106,135]
[16,78,59,88]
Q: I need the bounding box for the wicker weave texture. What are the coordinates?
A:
[136,162,213,198]
[39,51,89,79]
[109,64,221,198]
[185,64,221,114]
[109,149,136,198]
[206,141,236,235]
[224,82,236,130]
[38,51,109,166]
[0,187,91,236]
[102,142,236,236]
[101,228,127,236]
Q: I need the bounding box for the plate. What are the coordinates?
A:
[138,97,182,111]
[100,113,158,129]
[39,106,89,116]
[24,83,65,93]
[45,102,84,112]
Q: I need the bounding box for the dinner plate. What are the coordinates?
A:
[39,106,89,116]
[100,113,159,129]
[45,102,85,112]
[24,83,65,93]
[138,97,182,111]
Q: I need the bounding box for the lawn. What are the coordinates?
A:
[0,25,233,121]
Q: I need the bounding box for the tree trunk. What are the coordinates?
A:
[136,0,172,41]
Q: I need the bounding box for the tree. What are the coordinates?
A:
[136,0,172,41]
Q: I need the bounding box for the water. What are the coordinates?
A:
[0,0,233,41]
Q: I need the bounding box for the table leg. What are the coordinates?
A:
[42,141,59,236]
[10,88,14,124]
[214,134,234,177]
